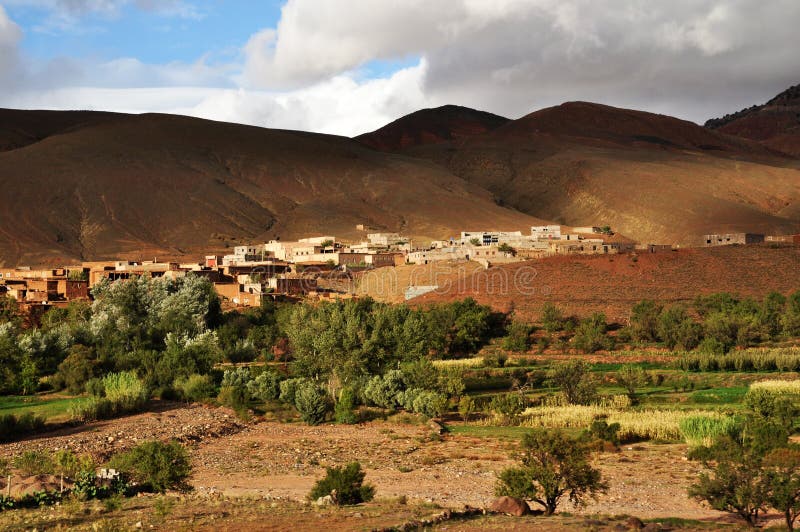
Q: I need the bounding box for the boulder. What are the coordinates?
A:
[488,496,530,516]
[625,516,645,530]
[314,495,335,506]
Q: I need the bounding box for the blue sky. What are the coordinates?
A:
[5,1,281,68]
[0,1,798,136]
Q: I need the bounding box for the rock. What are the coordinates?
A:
[314,495,334,506]
[625,516,645,529]
[642,524,662,532]
[134,522,142,529]
[488,496,530,517]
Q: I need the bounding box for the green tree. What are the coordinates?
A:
[657,305,702,350]
[628,300,662,343]
[503,320,532,352]
[496,429,606,515]
[617,365,647,403]
[571,313,611,353]
[550,361,597,405]
[294,382,329,425]
[56,344,98,394]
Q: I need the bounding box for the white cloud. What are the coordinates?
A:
[1,0,800,135]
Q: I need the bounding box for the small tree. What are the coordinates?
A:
[459,395,476,422]
[572,313,611,353]
[496,429,606,515]
[503,320,532,352]
[689,458,767,526]
[550,361,597,405]
[309,462,375,505]
[498,243,516,256]
[334,387,358,424]
[469,237,481,247]
[616,365,647,404]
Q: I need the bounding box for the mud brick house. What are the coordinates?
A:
[703,233,765,246]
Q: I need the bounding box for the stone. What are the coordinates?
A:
[625,516,645,530]
[314,495,334,506]
[488,496,530,517]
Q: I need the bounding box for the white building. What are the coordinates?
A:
[531,225,562,240]
[460,231,523,246]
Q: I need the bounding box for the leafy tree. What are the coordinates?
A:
[309,462,375,505]
[363,370,405,409]
[496,429,606,515]
[247,370,281,402]
[759,292,787,340]
[469,237,481,246]
[459,395,476,422]
[0,295,21,325]
[55,344,98,394]
[550,361,597,405]
[628,300,662,343]
[571,313,611,353]
[657,305,702,350]
[503,320,532,352]
[108,440,191,493]
[616,365,647,403]
[498,243,516,256]
[690,456,767,526]
[783,291,800,338]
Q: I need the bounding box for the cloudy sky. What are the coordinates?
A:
[0,0,798,136]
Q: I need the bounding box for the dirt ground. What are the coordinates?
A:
[1,405,789,528]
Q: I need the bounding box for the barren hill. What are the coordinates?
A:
[391,102,800,245]
[0,110,541,266]
[355,104,509,151]
[706,84,800,157]
[412,245,800,321]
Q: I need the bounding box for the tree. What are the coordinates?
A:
[628,300,662,343]
[503,320,532,352]
[783,291,800,338]
[498,243,516,256]
[657,305,702,350]
[571,313,611,353]
[616,365,647,403]
[550,361,597,406]
[56,344,98,394]
[294,382,329,425]
[469,237,481,246]
[459,395,476,422]
[764,448,800,531]
[689,457,767,526]
[0,296,21,325]
[496,429,606,515]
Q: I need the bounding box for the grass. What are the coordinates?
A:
[689,387,748,405]
[749,379,800,395]
[0,394,82,423]
[445,425,532,439]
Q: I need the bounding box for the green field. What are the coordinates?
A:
[0,394,82,422]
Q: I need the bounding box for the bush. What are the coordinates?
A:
[246,370,281,402]
[409,390,447,418]
[55,344,97,394]
[490,393,526,424]
[334,387,358,424]
[459,395,476,422]
[363,370,405,409]
[102,371,148,413]
[278,377,307,405]
[108,440,191,493]
[294,382,329,425]
[68,396,114,422]
[0,412,46,442]
[174,374,215,403]
[13,450,54,476]
[220,366,253,388]
[308,462,375,505]
[540,303,564,333]
[584,419,621,446]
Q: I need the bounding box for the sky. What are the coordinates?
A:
[0,0,798,137]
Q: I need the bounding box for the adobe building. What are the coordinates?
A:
[703,233,765,246]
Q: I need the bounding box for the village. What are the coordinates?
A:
[1,224,797,322]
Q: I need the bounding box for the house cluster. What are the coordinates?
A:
[406,225,643,266]
[703,232,800,247]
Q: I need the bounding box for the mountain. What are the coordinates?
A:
[385,101,800,245]
[0,110,542,266]
[355,104,509,151]
[705,84,800,157]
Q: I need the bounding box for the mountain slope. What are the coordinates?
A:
[705,84,800,157]
[392,102,800,245]
[355,104,509,151]
[0,110,541,266]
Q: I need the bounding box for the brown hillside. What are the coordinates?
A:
[355,104,509,151]
[706,84,800,157]
[0,111,542,266]
[398,102,800,245]
[412,245,800,322]
[0,108,119,152]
